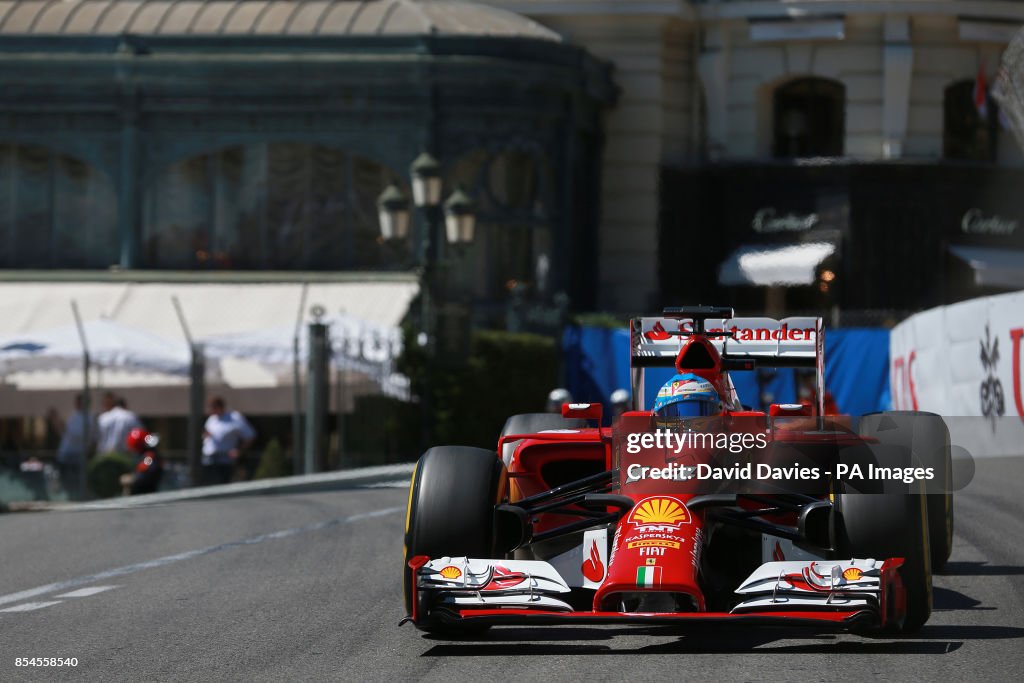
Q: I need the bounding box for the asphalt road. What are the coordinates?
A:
[1,458,1023,682]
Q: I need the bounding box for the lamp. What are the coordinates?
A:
[443,187,476,245]
[410,152,443,208]
[376,183,410,240]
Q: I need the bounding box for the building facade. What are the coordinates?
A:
[0,0,615,321]
[489,0,1024,315]
[2,0,1023,321]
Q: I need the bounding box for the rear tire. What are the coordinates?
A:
[836,444,932,633]
[403,446,505,633]
[860,411,953,572]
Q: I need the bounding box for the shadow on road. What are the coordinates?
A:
[421,635,962,657]
[933,586,994,611]
[419,621,1024,657]
[942,561,1024,576]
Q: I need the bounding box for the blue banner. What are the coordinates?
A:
[563,326,890,417]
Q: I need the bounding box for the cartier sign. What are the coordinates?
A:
[961,208,1017,235]
[752,207,819,233]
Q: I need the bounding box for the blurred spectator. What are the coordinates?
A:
[97,393,143,455]
[202,396,256,486]
[52,393,97,499]
[125,428,164,495]
[19,457,47,501]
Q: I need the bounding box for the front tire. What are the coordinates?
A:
[403,446,505,633]
[860,411,953,572]
[836,444,932,632]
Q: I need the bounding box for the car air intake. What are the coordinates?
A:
[678,341,715,369]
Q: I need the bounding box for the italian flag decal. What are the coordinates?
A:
[636,566,662,586]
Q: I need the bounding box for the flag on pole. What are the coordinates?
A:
[974,64,989,118]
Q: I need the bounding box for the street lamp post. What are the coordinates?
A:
[409,152,444,355]
[376,153,476,447]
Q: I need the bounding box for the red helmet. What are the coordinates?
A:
[126,428,159,453]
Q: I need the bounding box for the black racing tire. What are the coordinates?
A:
[499,413,587,466]
[835,444,932,633]
[860,411,953,573]
[403,445,505,633]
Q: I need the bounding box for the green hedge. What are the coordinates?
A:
[399,327,559,451]
[342,395,421,466]
[254,438,292,479]
[87,452,135,499]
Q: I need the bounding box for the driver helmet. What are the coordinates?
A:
[652,373,721,419]
[126,428,160,454]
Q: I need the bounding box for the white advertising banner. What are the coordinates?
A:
[890,290,1024,456]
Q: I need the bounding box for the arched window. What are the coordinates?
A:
[772,78,845,158]
[142,144,402,270]
[445,146,554,300]
[944,80,998,162]
[0,144,118,268]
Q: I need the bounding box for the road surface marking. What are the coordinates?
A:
[0,506,404,609]
[54,586,119,598]
[0,601,62,612]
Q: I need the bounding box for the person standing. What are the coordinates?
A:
[52,394,96,500]
[201,396,256,486]
[97,394,143,455]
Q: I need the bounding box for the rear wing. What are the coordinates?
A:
[629,310,825,413]
[631,316,823,368]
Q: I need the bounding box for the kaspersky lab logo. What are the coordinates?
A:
[980,324,1005,431]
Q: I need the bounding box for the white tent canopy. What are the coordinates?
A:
[200,313,402,369]
[200,313,408,399]
[0,318,192,375]
[0,279,418,392]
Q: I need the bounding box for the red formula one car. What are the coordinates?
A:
[403,306,953,635]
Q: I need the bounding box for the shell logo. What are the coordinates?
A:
[628,497,690,527]
[842,567,863,581]
[439,566,462,580]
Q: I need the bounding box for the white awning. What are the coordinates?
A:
[0,279,418,339]
[949,245,1024,289]
[718,242,837,286]
[0,278,418,390]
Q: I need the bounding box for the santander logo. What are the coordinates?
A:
[642,320,815,342]
[644,321,671,341]
[581,539,605,583]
